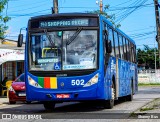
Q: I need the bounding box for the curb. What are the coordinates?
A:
[129,98,160,118]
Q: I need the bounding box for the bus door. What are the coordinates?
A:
[115,58,119,99]
[114,31,120,99]
[105,24,119,99]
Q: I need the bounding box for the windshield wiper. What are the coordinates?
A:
[44,29,55,48]
[66,27,82,45]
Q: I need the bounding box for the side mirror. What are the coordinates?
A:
[17,34,23,47]
[106,40,112,53]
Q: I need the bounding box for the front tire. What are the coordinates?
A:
[103,83,115,109]
[26,101,31,104]
[43,101,55,111]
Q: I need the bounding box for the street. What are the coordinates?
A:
[0,86,160,120]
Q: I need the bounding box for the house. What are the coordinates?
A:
[0,39,25,83]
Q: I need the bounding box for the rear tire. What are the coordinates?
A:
[126,83,133,101]
[43,101,55,111]
[9,101,16,104]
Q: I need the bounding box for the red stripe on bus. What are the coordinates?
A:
[44,77,50,88]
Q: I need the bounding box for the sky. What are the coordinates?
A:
[2,0,159,49]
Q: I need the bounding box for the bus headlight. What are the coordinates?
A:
[28,76,42,88]
[83,74,99,87]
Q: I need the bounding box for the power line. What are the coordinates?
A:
[9,3,50,13]
[9,9,51,17]
[111,0,135,7]
[8,0,47,9]
[115,0,149,23]
[109,3,153,11]
[130,31,155,39]
[126,27,156,33]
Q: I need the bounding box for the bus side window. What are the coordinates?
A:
[134,46,136,63]
[131,43,136,63]
[130,43,133,62]
[119,35,124,60]
[123,37,127,60]
[128,41,132,62]
[108,28,115,57]
[114,31,119,58]
[103,23,107,55]
[126,39,129,61]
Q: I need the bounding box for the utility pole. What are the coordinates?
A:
[100,0,103,12]
[53,0,58,14]
[154,0,160,67]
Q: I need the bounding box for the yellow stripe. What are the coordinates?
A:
[50,77,57,89]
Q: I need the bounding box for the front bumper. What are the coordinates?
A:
[26,86,98,101]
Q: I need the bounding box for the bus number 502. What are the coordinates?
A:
[71,79,85,86]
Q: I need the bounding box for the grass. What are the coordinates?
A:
[138,83,160,86]
[140,107,154,112]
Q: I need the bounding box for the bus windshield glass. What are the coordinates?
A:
[30,30,97,71]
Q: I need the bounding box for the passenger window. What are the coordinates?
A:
[108,28,115,56]
[126,39,129,61]
[123,38,127,60]
[114,31,120,58]
[119,35,123,59]
[130,43,134,62]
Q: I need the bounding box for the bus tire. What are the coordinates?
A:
[103,82,115,109]
[126,82,133,101]
[43,101,55,111]
[26,101,31,104]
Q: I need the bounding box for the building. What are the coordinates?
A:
[0,39,25,82]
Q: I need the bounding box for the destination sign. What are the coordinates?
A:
[40,19,89,28]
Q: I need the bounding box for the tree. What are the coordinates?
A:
[0,0,10,39]
[137,45,159,69]
[87,5,121,28]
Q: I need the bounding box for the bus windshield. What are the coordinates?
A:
[30,30,97,71]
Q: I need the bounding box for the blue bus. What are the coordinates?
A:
[22,13,138,110]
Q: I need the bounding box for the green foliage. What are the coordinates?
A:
[87,4,121,28]
[0,0,11,39]
[137,45,159,69]
[140,107,154,112]
[138,83,160,86]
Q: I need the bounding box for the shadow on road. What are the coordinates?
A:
[0,97,128,114]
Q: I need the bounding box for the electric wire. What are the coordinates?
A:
[115,0,149,23]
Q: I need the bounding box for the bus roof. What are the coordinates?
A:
[30,13,99,20]
[29,13,135,45]
[100,15,136,45]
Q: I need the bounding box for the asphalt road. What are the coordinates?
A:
[0,86,160,120]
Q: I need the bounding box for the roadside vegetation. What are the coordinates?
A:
[139,98,160,111]
[0,0,11,39]
[130,98,160,118]
[138,83,160,86]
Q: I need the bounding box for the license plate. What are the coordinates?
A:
[18,93,26,96]
[56,94,70,98]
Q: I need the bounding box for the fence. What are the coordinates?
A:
[138,69,160,84]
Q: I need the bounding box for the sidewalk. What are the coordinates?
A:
[0,96,8,105]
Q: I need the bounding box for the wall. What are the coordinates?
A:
[138,69,160,84]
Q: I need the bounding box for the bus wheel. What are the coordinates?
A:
[43,101,55,111]
[126,82,133,101]
[103,83,115,109]
[26,101,31,104]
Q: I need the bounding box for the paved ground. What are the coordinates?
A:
[0,96,8,105]
[0,86,160,121]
